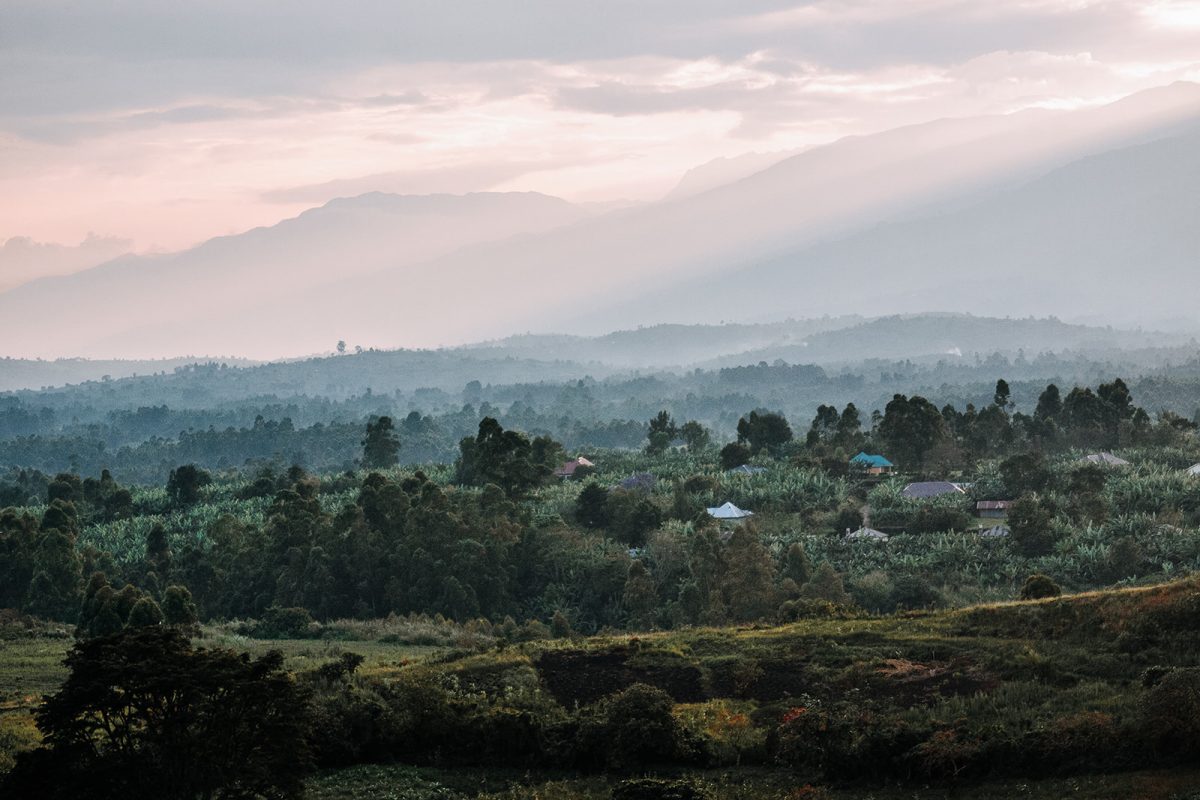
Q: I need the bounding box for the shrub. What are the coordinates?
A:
[1019,574,1062,600]
[252,606,318,639]
[577,683,685,769]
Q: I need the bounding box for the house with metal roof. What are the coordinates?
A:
[846,526,889,541]
[706,501,754,520]
[1186,464,1200,477]
[726,464,768,476]
[554,456,594,479]
[850,452,895,475]
[976,500,1013,518]
[902,481,966,499]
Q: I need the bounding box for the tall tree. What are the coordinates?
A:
[361,416,401,469]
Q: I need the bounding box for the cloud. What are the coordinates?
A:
[2,0,1198,255]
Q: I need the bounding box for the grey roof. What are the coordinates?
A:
[979,525,1011,538]
[902,481,966,499]
[1186,464,1200,476]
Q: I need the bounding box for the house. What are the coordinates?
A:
[1186,464,1200,477]
[846,526,889,541]
[1079,452,1130,467]
[554,456,594,479]
[901,481,966,499]
[726,464,768,476]
[706,501,753,521]
[979,524,1010,539]
[850,452,895,475]
[976,500,1013,519]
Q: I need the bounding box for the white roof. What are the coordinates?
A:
[706,501,753,519]
[1186,464,1200,476]
[979,525,1011,538]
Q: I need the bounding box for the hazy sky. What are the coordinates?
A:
[2,0,1199,254]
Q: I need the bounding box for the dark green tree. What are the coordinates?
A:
[646,411,678,454]
[575,483,611,529]
[719,442,752,470]
[877,394,946,469]
[736,410,793,455]
[165,464,211,507]
[3,628,312,800]
[361,416,401,469]
[678,420,710,452]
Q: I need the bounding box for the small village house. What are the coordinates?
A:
[976,500,1013,519]
[554,456,594,479]
[850,452,895,475]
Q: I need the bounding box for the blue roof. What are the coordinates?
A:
[850,452,894,468]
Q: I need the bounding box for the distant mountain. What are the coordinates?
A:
[697,315,1197,368]
[0,356,258,393]
[663,149,800,200]
[647,129,1200,330]
[2,83,1199,359]
[0,192,590,359]
[0,233,132,292]
[4,313,1193,394]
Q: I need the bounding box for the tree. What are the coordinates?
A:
[455,417,555,496]
[722,526,777,622]
[800,562,850,606]
[877,394,946,469]
[575,483,611,529]
[622,561,658,629]
[736,410,793,455]
[126,596,164,628]
[1035,384,1062,420]
[161,585,199,629]
[361,416,401,469]
[720,442,752,470]
[1008,495,1057,557]
[807,405,840,447]
[24,528,82,622]
[336,340,346,354]
[835,403,863,448]
[646,411,677,454]
[993,379,1012,411]
[678,420,710,452]
[3,628,312,800]
[165,464,211,507]
[578,683,683,769]
[782,542,812,586]
[1000,452,1053,496]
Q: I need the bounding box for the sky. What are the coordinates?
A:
[2,0,1200,260]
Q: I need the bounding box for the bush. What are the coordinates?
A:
[1140,667,1200,758]
[251,606,318,639]
[577,683,686,769]
[1019,573,1062,600]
